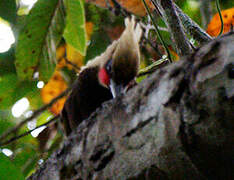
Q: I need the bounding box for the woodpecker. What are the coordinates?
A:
[61,17,142,135]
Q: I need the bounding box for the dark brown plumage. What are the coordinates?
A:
[61,67,112,135]
[60,17,142,135]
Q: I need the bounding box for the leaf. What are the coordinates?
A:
[15,0,65,82]
[207,8,234,37]
[41,21,93,115]
[66,22,94,68]
[0,153,24,180]
[0,73,39,109]
[58,22,93,71]
[0,110,14,135]
[85,30,111,63]
[41,70,67,115]
[0,47,16,75]
[85,0,154,16]
[63,0,87,56]
[0,0,16,24]
[12,143,38,177]
[0,73,18,109]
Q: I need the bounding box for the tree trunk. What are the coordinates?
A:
[29,33,234,180]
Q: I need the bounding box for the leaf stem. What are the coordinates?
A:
[216,0,224,36]
[0,83,75,142]
[0,115,59,147]
[142,0,172,63]
[137,58,168,77]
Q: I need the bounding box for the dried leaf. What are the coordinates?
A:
[86,0,154,16]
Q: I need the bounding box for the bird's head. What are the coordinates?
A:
[85,17,142,98]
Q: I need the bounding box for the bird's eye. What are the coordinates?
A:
[105,59,112,75]
[106,64,111,73]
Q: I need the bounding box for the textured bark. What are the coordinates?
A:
[152,0,193,56]
[199,0,212,28]
[151,1,212,45]
[174,4,212,44]
[29,33,234,180]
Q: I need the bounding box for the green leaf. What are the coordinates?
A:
[12,143,38,177]
[85,30,110,63]
[0,110,14,135]
[0,0,16,24]
[15,0,65,82]
[0,73,18,109]
[0,73,40,109]
[0,47,16,75]
[0,153,24,180]
[63,0,86,56]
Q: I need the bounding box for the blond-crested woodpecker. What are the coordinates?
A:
[61,17,142,135]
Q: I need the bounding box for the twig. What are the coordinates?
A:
[105,0,120,15]
[137,58,168,77]
[63,48,81,72]
[64,57,80,72]
[105,0,130,17]
[154,0,212,44]
[143,36,163,57]
[216,0,224,36]
[111,0,131,17]
[140,23,168,36]
[104,0,165,60]
[0,115,59,147]
[142,0,172,63]
[150,0,192,56]
[0,84,74,142]
[139,21,164,57]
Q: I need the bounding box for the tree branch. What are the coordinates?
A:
[174,4,212,44]
[0,115,59,147]
[199,0,212,28]
[151,0,193,56]
[29,33,234,180]
[143,0,172,62]
[137,58,168,77]
[0,84,73,142]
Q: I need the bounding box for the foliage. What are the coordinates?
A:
[0,0,233,178]
[207,8,234,37]
[63,0,87,56]
[15,0,65,82]
[0,153,24,180]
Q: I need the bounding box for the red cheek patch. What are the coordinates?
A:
[98,68,110,86]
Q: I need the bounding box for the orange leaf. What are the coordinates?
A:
[207,8,234,37]
[41,71,67,115]
[86,0,154,16]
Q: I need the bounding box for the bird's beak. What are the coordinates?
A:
[109,79,125,98]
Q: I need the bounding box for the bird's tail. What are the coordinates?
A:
[124,16,143,43]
